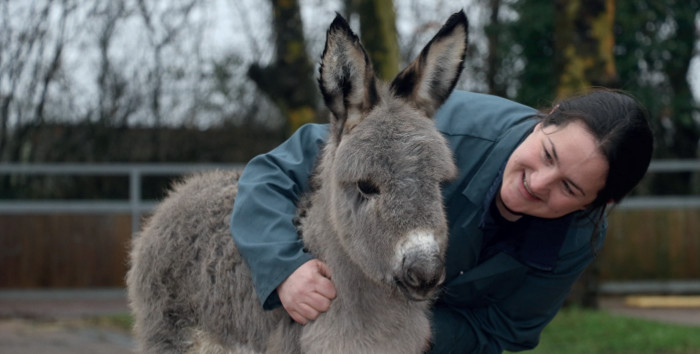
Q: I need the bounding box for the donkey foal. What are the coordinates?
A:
[127,11,469,354]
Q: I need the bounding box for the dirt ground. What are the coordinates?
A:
[598,296,700,327]
[0,290,698,354]
[0,289,133,354]
[0,318,133,354]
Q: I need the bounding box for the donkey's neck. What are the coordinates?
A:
[299,192,417,310]
[299,195,363,281]
[298,199,431,352]
[295,150,429,310]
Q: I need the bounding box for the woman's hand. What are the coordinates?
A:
[277,259,337,324]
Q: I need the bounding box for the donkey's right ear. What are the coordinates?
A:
[390,10,468,118]
[318,14,379,142]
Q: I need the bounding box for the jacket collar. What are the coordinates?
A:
[461,120,536,207]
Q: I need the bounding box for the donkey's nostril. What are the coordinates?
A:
[399,253,445,296]
[404,267,420,288]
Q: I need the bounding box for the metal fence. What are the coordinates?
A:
[0,160,698,234]
[0,163,244,233]
[616,159,700,209]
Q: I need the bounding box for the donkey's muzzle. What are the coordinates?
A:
[393,231,446,301]
[395,251,445,302]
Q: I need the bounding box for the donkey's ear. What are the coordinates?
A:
[390,10,468,118]
[319,14,379,141]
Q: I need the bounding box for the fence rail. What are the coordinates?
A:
[0,160,698,234]
[0,163,244,233]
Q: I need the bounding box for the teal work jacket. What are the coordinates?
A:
[230,91,605,353]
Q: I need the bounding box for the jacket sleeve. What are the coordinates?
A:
[230,123,329,309]
[429,223,605,353]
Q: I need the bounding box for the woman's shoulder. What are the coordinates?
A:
[434,90,538,141]
[558,211,607,260]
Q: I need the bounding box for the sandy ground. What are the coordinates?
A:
[0,289,134,354]
[599,296,700,327]
[0,318,133,354]
[0,290,698,354]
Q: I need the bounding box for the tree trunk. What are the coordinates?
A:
[486,0,506,97]
[664,3,699,161]
[248,0,318,136]
[554,0,618,98]
[355,0,399,81]
[554,0,618,309]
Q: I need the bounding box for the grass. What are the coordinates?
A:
[512,307,700,353]
[86,312,134,332]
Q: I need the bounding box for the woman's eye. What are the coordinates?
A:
[563,181,575,196]
[357,180,380,197]
[544,149,553,162]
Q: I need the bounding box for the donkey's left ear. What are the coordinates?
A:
[319,13,379,142]
[390,10,468,118]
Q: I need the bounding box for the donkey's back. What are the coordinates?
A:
[127,170,285,353]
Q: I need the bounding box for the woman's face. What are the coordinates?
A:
[499,120,609,219]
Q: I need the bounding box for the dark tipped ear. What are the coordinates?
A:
[318,13,379,142]
[390,10,468,118]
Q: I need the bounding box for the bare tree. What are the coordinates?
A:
[0,0,76,162]
[91,0,140,127]
[136,0,203,159]
[203,0,280,129]
[248,0,318,136]
[137,0,191,127]
[1,0,496,163]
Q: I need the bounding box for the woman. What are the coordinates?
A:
[230,89,654,353]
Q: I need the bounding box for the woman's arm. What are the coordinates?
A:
[230,124,329,310]
[429,224,604,353]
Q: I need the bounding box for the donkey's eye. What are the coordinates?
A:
[357,180,380,197]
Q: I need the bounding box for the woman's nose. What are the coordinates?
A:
[529,168,557,195]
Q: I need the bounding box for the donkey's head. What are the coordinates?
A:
[317,11,468,301]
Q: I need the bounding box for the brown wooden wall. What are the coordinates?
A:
[0,214,132,288]
[600,208,700,280]
[0,209,698,288]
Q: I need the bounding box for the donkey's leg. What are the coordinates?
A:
[188,328,264,354]
[131,300,197,353]
[264,319,302,354]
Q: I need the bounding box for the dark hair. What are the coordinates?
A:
[539,89,654,209]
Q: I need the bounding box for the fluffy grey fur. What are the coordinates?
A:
[127,11,469,354]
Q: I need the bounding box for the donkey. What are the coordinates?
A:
[127,11,468,353]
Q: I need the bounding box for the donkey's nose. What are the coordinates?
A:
[401,252,445,292]
[393,231,445,301]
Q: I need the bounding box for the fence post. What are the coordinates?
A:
[130,168,141,236]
